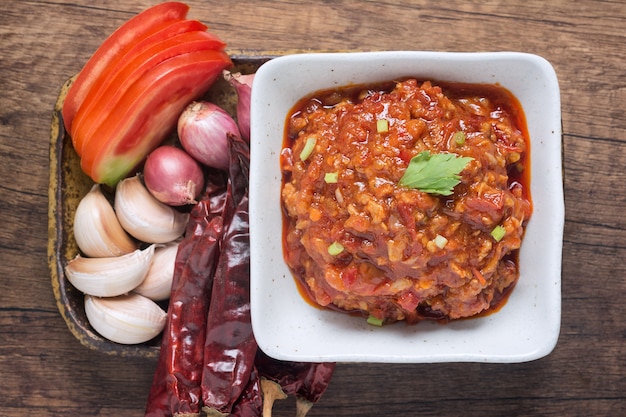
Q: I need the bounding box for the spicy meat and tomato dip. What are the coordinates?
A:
[280,78,532,325]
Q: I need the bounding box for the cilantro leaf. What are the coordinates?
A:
[399,151,473,196]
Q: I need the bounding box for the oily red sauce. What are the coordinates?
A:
[281,78,532,325]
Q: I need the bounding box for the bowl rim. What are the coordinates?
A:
[249,50,563,363]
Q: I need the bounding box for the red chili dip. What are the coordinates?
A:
[280,78,532,325]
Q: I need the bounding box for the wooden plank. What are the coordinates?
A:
[1,0,625,415]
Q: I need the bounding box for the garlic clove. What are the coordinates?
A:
[84,293,166,345]
[133,241,178,301]
[114,175,189,244]
[65,244,155,297]
[73,184,138,257]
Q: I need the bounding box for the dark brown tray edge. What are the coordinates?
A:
[48,76,162,358]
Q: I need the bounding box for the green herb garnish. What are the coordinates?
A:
[327,241,344,256]
[491,225,506,242]
[377,119,389,133]
[453,131,466,145]
[299,135,317,161]
[367,315,384,326]
[399,151,473,196]
[324,172,339,183]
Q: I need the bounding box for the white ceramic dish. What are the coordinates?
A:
[249,51,563,363]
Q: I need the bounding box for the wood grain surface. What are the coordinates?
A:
[1,0,625,415]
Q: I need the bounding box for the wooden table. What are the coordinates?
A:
[2,1,624,415]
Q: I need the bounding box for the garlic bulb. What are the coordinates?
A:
[114,175,189,244]
[73,184,137,257]
[65,244,155,297]
[133,241,178,301]
[85,293,166,344]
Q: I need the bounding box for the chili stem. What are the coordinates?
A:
[260,378,288,417]
[295,397,314,417]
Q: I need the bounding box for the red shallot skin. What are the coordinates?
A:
[143,145,205,206]
[224,70,254,142]
[177,101,239,171]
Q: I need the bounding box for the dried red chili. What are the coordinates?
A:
[293,361,336,415]
[229,366,263,417]
[144,170,227,417]
[255,350,336,416]
[201,135,256,416]
[146,134,336,416]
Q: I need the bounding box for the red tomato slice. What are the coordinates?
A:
[62,2,189,132]
[121,18,213,63]
[80,49,232,186]
[71,30,226,156]
[70,18,212,146]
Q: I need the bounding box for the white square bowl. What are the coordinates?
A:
[249,51,563,363]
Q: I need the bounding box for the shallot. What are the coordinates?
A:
[177,101,239,171]
[143,145,204,206]
[224,70,254,142]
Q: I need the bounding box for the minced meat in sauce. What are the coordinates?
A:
[280,79,532,324]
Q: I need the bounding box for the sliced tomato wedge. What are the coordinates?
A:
[62,2,189,132]
[71,30,226,156]
[70,18,213,148]
[79,49,232,186]
[121,18,214,62]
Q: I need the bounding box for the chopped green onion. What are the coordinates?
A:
[376,119,389,133]
[324,172,339,183]
[491,225,506,242]
[434,234,448,249]
[327,241,344,256]
[453,131,466,145]
[367,315,384,326]
[299,135,317,161]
